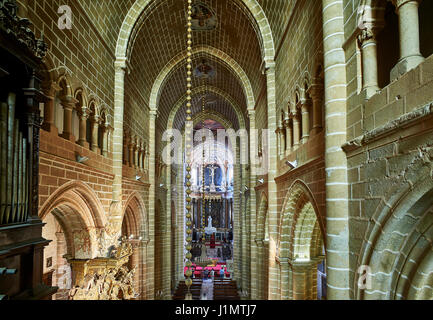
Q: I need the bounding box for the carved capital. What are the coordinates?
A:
[308,83,324,100]
[42,80,61,99]
[357,27,379,46]
[283,118,291,128]
[79,106,89,119]
[60,95,79,110]
[291,111,301,121]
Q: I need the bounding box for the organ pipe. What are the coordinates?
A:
[0,93,30,225]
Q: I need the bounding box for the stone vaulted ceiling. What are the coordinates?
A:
[126,0,265,131]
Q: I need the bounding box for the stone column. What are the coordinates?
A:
[253,240,264,300]
[265,61,279,300]
[42,81,61,134]
[279,126,286,156]
[148,110,157,298]
[292,112,301,149]
[137,140,143,170]
[358,27,381,98]
[77,107,89,148]
[301,101,311,144]
[284,118,293,155]
[112,58,127,204]
[101,123,110,157]
[322,0,351,300]
[90,115,100,153]
[129,243,140,294]
[391,0,424,80]
[276,127,281,157]
[311,257,324,299]
[146,150,150,172]
[55,231,66,289]
[280,260,291,300]
[124,135,130,165]
[134,140,139,169]
[129,138,135,168]
[308,83,324,135]
[248,110,258,299]
[292,261,316,300]
[60,96,78,142]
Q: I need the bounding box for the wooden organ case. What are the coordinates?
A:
[0,0,56,299]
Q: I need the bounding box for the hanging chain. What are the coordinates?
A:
[184,0,194,300]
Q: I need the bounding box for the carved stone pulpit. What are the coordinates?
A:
[66,241,138,300]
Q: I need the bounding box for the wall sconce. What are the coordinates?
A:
[286,160,298,170]
[76,154,89,164]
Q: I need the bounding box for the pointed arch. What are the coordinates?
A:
[122,192,149,240]
[39,181,106,259]
[278,180,324,260]
[167,85,247,130]
[150,46,255,112]
[115,0,275,63]
[357,172,433,300]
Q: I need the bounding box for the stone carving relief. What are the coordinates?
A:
[0,0,47,59]
[68,266,137,300]
[68,241,137,300]
[97,203,123,257]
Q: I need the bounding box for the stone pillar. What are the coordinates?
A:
[279,126,285,156]
[42,81,61,134]
[301,101,310,143]
[146,150,150,172]
[60,96,77,142]
[134,140,139,169]
[124,135,130,165]
[102,123,110,157]
[55,231,66,289]
[253,240,264,300]
[248,110,258,299]
[276,127,281,157]
[130,243,140,294]
[113,58,127,204]
[265,61,279,300]
[148,110,157,298]
[280,261,291,300]
[284,118,292,155]
[90,115,100,153]
[292,261,316,300]
[311,257,324,300]
[77,107,89,148]
[309,83,324,135]
[322,0,351,300]
[129,138,135,168]
[391,0,424,80]
[292,112,301,149]
[358,27,381,98]
[137,140,143,170]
